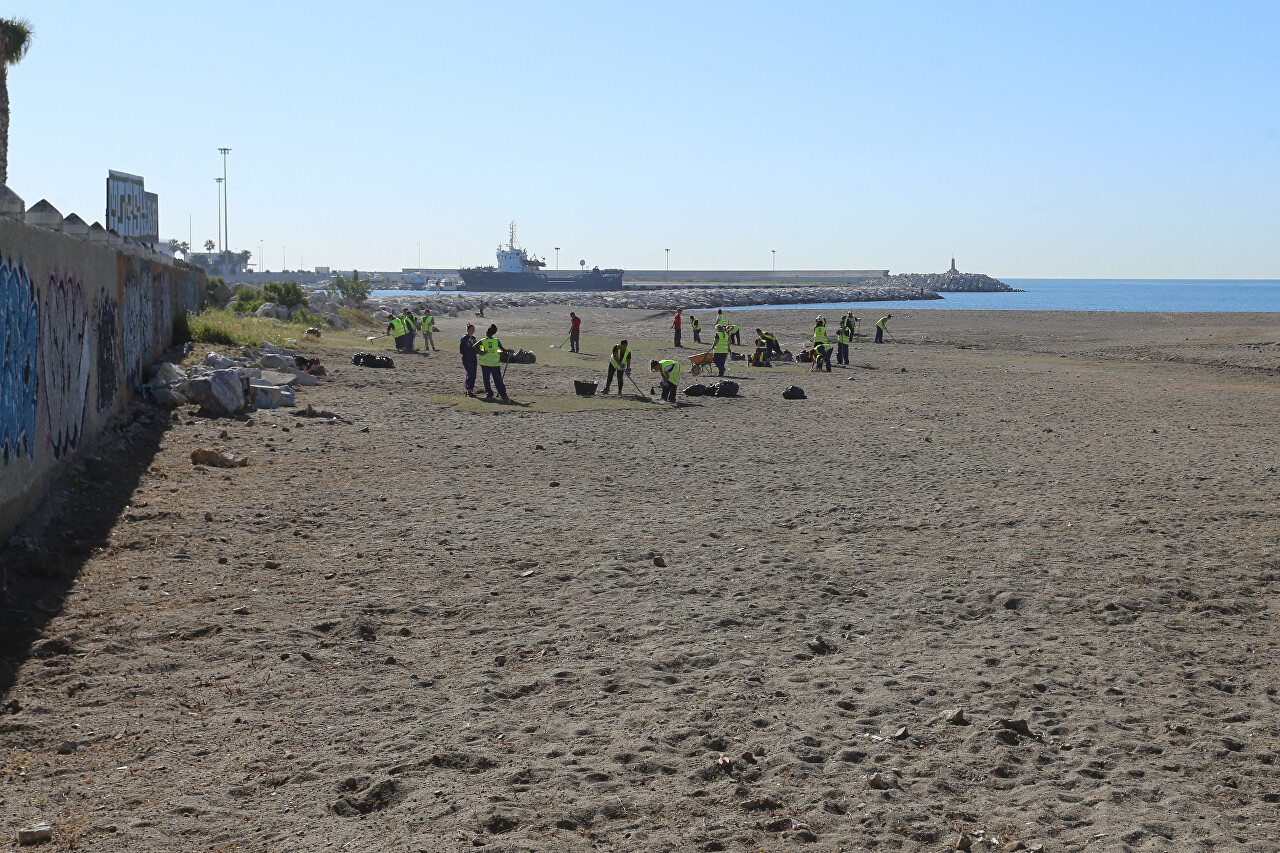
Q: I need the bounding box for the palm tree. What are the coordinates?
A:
[0,17,33,187]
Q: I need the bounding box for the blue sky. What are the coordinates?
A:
[6,1,1278,277]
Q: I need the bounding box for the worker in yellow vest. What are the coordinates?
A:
[421,309,438,351]
[712,325,731,377]
[651,359,682,402]
[472,323,509,400]
[836,323,851,365]
[605,339,632,394]
[690,314,702,344]
[386,312,407,351]
[875,313,892,344]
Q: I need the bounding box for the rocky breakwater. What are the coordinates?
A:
[146,343,329,416]
[888,270,1013,293]
[366,281,944,315]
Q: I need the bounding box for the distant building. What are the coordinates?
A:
[188,251,250,276]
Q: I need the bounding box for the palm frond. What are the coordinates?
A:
[0,17,34,66]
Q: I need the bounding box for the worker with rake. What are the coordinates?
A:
[605,339,632,394]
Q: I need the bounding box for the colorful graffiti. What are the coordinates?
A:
[96,293,120,413]
[122,266,145,390]
[1,256,40,464]
[41,271,91,460]
[151,265,172,350]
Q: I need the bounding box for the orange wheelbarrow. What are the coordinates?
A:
[688,351,717,376]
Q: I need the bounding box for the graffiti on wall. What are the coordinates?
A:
[122,266,145,390]
[96,293,120,413]
[41,271,91,460]
[1,256,40,464]
[151,265,172,350]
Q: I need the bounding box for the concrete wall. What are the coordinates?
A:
[623,270,891,284]
[1,217,206,537]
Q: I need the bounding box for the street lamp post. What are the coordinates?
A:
[260,239,264,273]
[665,248,670,283]
[554,247,560,270]
[215,178,223,253]
[217,147,231,252]
[772,249,776,274]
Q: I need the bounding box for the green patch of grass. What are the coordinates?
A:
[429,392,659,414]
[338,307,379,329]
[185,308,370,349]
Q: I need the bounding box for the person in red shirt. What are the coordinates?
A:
[569,312,581,353]
[672,309,683,348]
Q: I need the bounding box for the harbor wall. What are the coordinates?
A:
[0,216,206,538]
[622,269,891,284]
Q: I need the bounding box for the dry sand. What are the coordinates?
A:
[3,307,1280,852]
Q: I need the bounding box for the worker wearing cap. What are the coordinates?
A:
[712,324,731,376]
[836,323,851,365]
[728,323,741,346]
[672,310,683,348]
[812,339,833,372]
[652,359,682,402]
[422,308,438,351]
[812,316,829,348]
[605,339,632,394]
[875,313,892,344]
[690,314,702,344]
[569,312,581,353]
[474,323,509,400]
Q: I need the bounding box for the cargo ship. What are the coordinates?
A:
[459,223,625,292]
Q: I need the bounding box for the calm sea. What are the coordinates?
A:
[749,279,1280,313]
[374,280,1280,313]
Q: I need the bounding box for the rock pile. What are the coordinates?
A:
[362,273,1009,315]
[147,342,326,416]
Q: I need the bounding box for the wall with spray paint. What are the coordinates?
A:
[0,216,205,536]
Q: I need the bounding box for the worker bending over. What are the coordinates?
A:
[605,339,632,394]
[651,359,682,402]
[875,313,892,344]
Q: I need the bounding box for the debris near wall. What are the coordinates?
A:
[148,342,327,417]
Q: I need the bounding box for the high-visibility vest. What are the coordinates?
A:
[877,316,889,330]
[658,359,681,385]
[390,316,405,336]
[690,317,700,330]
[609,346,631,370]
[837,328,851,345]
[478,337,502,367]
[423,313,435,331]
[712,331,730,354]
[403,315,418,331]
[813,325,828,344]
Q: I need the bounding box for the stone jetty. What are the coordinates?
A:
[363,272,1011,316]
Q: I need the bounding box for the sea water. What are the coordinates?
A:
[746,279,1280,313]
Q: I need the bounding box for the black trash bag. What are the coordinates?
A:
[713,380,739,398]
[682,384,709,397]
[352,352,395,368]
[782,385,806,400]
[574,379,598,396]
[516,350,537,364]
[729,351,745,361]
[796,350,813,363]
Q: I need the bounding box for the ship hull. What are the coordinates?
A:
[459,268,625,292]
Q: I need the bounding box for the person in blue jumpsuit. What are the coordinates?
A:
[460,323,478,396]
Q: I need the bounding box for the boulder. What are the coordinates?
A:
[204,351,235,370]
[279,386,296,406]
[288,368,319,387]
[210,283,233,305]
[249,382,283,409]
[187,368,245,416]
[260,353,291,370]
[152,361,187,386]
[255,302,279,319]
[258,370,299,387]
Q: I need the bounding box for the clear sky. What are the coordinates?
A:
[6,1,1278,277]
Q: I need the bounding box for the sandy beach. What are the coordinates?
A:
[3,306,1280,852]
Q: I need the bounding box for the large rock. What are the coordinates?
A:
[204,351,235,370]
[287,368,319,387]
[210,283,233,306]
[255,302,279,318]
[248,382,283,409]
[258,369,299,387]
[260,354,291,370]
[187,369,245,416]
[152,361,187,386]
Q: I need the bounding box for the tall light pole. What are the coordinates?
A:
[772,249,776,273]
[214,178,224,252]
[260,239,264,273]
[554,247,560,270]
[665,248,670,283]
[417,241,421,271]
[217,147,231,253]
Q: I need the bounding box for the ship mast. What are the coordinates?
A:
[508,221,518,251]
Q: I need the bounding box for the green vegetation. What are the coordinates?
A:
[231,280,306,314]
[337,307,379,328]
[327,271,372,305]
[185,308,366,349]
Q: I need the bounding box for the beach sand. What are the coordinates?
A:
[2,307,1279,852]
